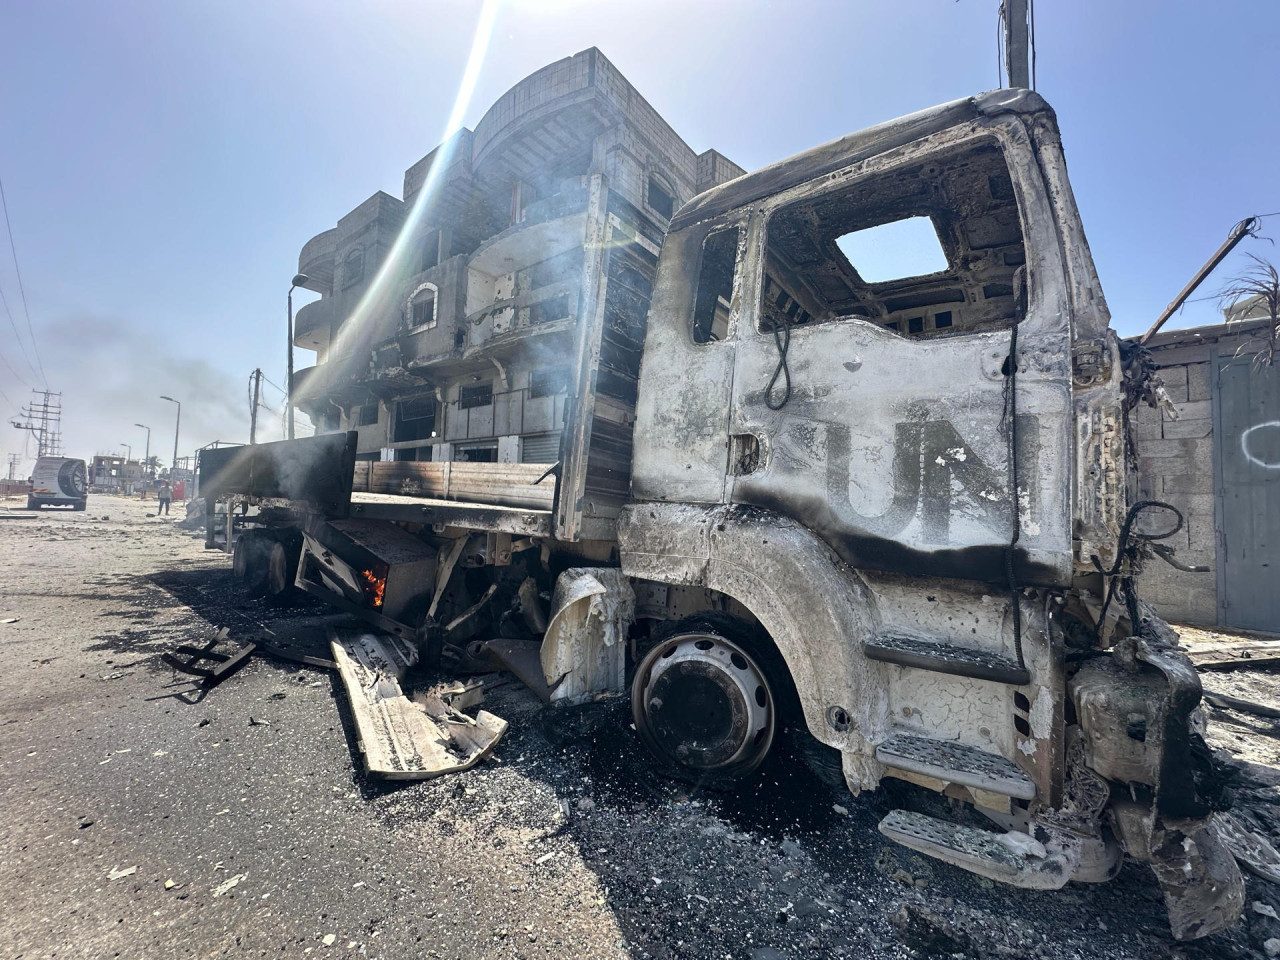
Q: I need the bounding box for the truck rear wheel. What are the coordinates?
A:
[265,537,302,597]
[631,616,782,785]
[232,532,270,593]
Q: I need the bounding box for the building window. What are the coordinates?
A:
[341,246,364,289]
[510,180,537,225]
[457,443,497,463]
[529,294,570,326]
[647,176,675,221]
[394,446,432,462]
[421,230,440,272]
[393,396,436,442]
[529,367,570,399]
[358,401,379,426]
[407,283,437,331]
[459,382,493,410]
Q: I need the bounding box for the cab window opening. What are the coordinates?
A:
[691,227,741,344]
[760,137,1026,339]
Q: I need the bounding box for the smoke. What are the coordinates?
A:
[3,312,308,466]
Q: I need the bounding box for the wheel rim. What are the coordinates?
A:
[632,631,776,778]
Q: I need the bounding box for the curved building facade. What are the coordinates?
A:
[292,47,743,465]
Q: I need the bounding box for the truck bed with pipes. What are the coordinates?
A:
[195,89,1262,940]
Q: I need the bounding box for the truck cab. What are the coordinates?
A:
[620,89,1239,937]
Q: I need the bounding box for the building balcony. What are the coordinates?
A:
[467,184,589,278]
[292,358,370,414]
[298,228,338,292]
[293,297,335,350]
[463,284,578,356]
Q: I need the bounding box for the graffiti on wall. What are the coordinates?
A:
[1241,421,1280,470]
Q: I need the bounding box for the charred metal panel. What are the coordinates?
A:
[631,213,749,504]
[859,572,1060,788]
[726,121,1072,587]
[670,89,1050,233]
[555,175,610,541]
[198,432,357,518]
[1072,335,1125,573]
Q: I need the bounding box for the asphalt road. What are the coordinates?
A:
[1,494,1276,960]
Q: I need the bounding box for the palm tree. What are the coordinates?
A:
[144,455,162,479]
[1220,254,1280,367]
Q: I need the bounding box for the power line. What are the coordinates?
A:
[0,174,47,387]
[0,275,36,386]
[0,343,31,390]
[260,373,287,395]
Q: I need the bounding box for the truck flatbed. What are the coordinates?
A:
[348,491,552,537]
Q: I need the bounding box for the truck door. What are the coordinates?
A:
[630,214,750,505]
[728,126,1074,586]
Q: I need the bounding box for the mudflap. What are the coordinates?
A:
[1071,613,1244,940]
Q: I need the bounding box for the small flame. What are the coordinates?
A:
[360,567,386,608]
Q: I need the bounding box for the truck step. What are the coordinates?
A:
[865,632,1030,685]
[876,732,1036,799]
[878,810,1074,890]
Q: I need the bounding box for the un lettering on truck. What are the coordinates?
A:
[28,457,87,510]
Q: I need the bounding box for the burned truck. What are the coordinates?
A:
[203,89,1247,938]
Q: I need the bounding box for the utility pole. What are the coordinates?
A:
[10,389,63,458]
[6,453,19,480]
[1003,0,1030,89]
[134,423,151,477]
[1141,217,1261,344]
[249,368,263,444]
[160,395,181,477]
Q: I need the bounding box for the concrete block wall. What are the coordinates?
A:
[1130,321,1270,627]
[1132,370,1219,624]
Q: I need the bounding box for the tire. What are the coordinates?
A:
[72,500,86,512]
[265,537,302,597]
[232,536,251,579]
[26,497,40,510]
[58,461,87,499]
[232,531,271,594]
[630,614,793,786]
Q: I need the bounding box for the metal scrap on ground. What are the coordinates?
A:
[160,627,256,688]
[328,628,507,780]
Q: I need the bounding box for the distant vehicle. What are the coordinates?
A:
[28,456,88,510]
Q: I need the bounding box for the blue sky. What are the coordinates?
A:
[0,0,1276,464]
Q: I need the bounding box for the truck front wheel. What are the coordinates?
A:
[631,617,781,785]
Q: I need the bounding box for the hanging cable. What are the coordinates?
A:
[1092,500,1184,640]
[996,2,1006,87]
[0,281,36,385]
[763,315,792,411]
[0,174,47,388]
[260,373,288,396]
[1029,0,1037,90]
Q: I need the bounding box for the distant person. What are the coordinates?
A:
[157,481,172,515]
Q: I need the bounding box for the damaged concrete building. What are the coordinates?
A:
[290,47,743,470]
